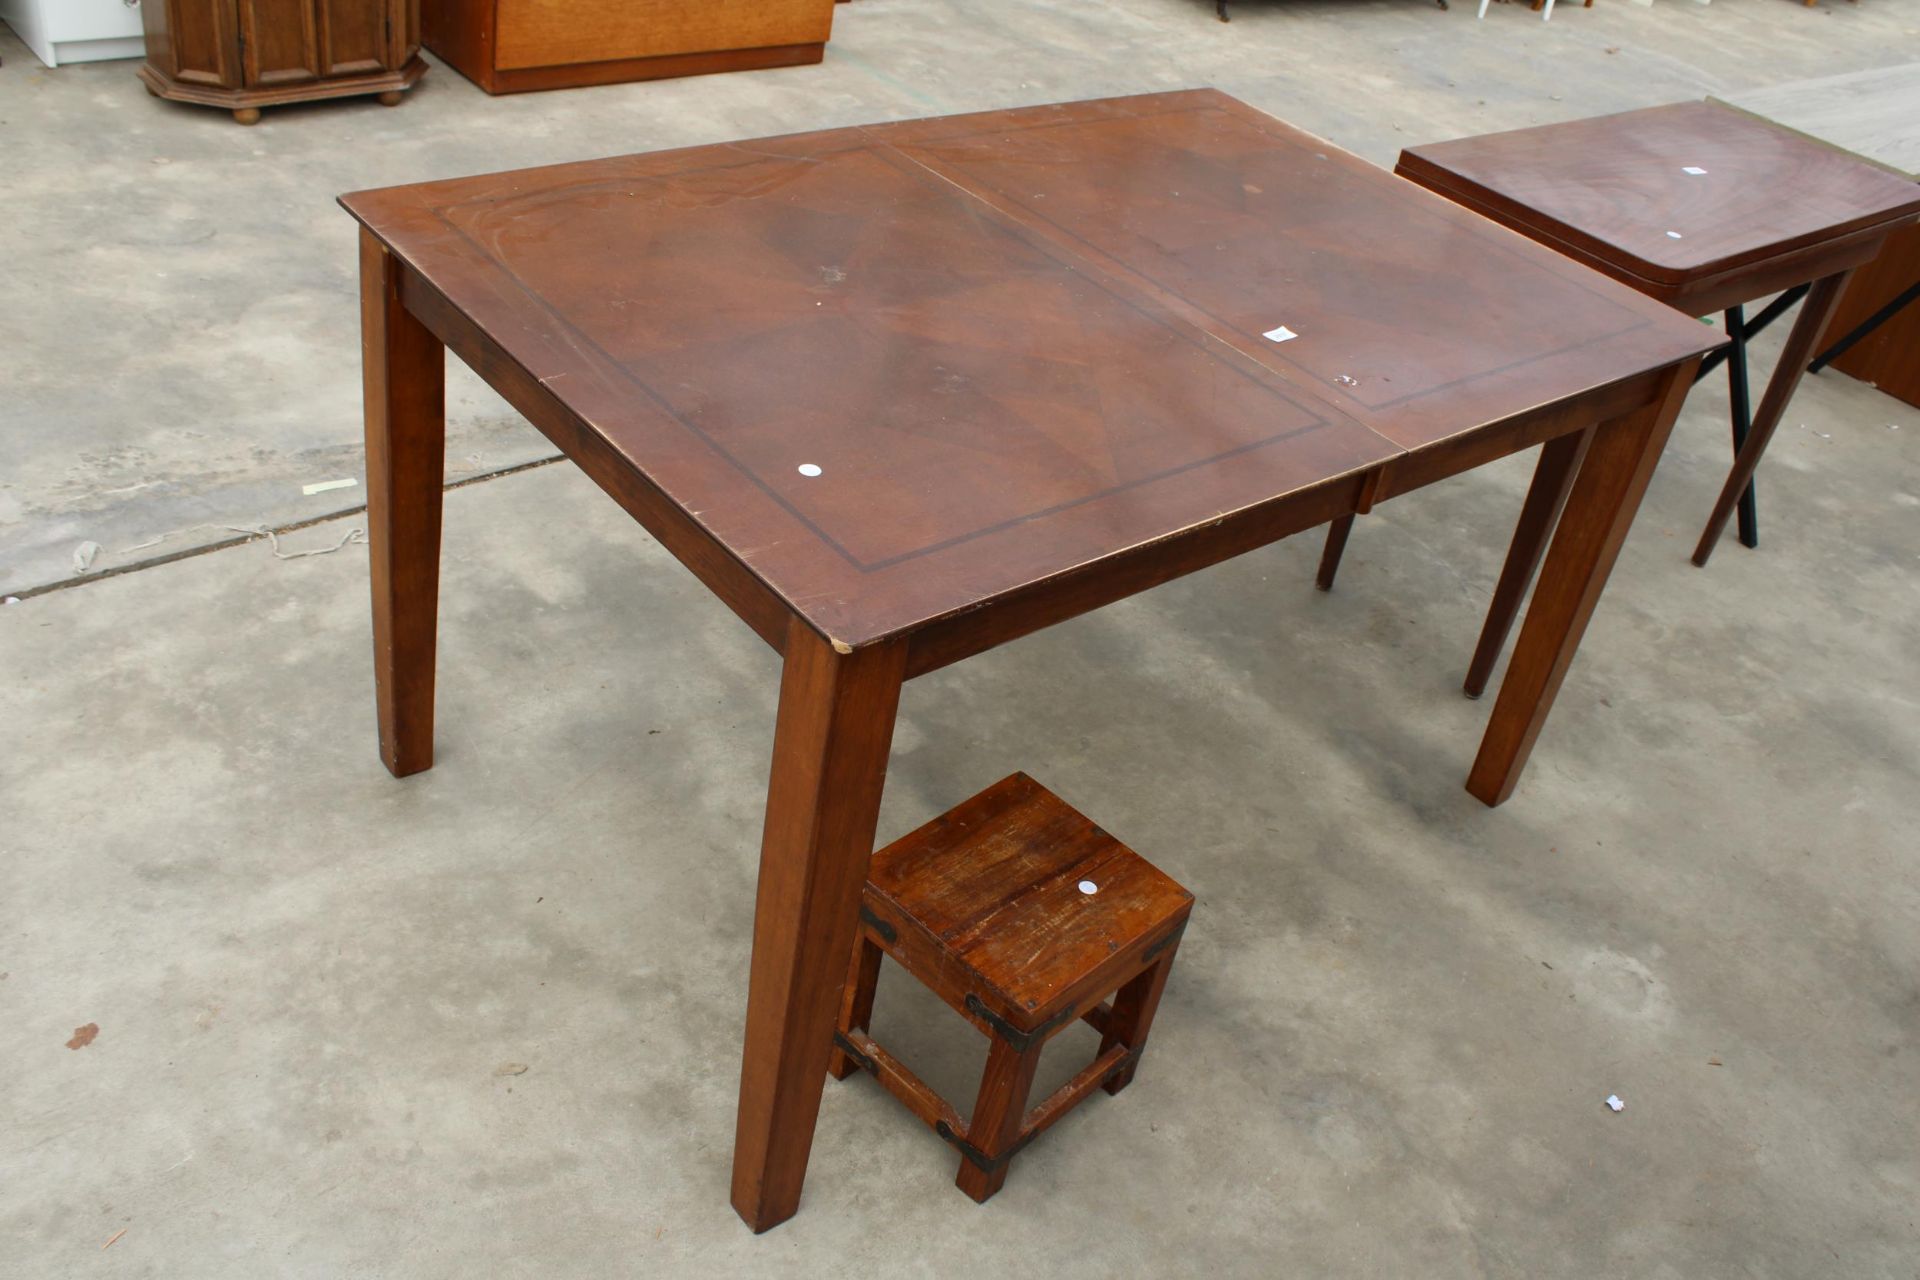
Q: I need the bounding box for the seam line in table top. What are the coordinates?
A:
[875,103,1659,415]
[427,145,1350,577]
[384,95,1701,600]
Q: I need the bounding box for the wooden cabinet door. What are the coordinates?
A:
[235,0,321,87]
[152,0,242,88]
[317,0,406,76]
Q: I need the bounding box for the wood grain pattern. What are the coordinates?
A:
[1397,102,1920,300]
[360,228,445,779]
[341,91,1711,654]
[480,43,822,92]
[348,91,1724,1231]
[1097,941,1179,1096]
[141,0,423,119]
[1462,427,1591,700]
[495,0,832,69]
[1378,101,1920,699]
[730,619,904,1233]
[1467,358,1699,805]
[953,1037,1043,1203]
[837,773,1192,1203]
[423,0,829,92]
[865,773,1192,1028]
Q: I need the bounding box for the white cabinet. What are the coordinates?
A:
[1,0,147,67]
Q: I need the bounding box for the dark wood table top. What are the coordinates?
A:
[342,89,1712,652]
[1398,101,1920,297]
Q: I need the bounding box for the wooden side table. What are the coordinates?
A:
[138,0,425,124]
[830,773,1192,1202]
[1317,102,1920,698]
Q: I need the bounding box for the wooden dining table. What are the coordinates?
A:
[341,89,1714,1231]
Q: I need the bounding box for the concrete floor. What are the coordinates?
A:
[3,0,1918,1276]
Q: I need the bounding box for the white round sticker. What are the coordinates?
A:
[1077,880,1098,895]
[797,463,823,477]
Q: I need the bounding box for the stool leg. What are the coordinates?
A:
[955,1038,1043,1203]
[828,935,883,1081]
[1100,941,1181,1096]
[1315,514,1356,591]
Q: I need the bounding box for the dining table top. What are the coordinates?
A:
[342,89,1715,651]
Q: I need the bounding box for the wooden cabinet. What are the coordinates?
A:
[423,0,835,95]
[138,0,426,124]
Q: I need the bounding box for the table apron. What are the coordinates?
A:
[905,368,1676,679]
[1371,369,1668,504]
[1665,226,1895,316]
[900,471,1367,679]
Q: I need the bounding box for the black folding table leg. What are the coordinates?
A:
[1723,304,1759,550]
[1810,280,1920,374]
[1694,284,1807,387]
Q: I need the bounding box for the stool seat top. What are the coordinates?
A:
[869,773,1192,1026]
[1397,101,1920,295]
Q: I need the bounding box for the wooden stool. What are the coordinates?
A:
[828,773,1193,1203]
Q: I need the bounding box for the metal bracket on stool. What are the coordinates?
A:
[935,1047,1141,1172]
[935,1118,1031,1173]
[831,1030,878,1076]
[963,993,1077,1053]
[858,903,897,944]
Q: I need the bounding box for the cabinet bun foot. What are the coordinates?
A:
[378,90,404,106]
[233,107,262,125]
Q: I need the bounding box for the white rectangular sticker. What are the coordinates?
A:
[1262,325,1298,343]
[1681,166,1708,176]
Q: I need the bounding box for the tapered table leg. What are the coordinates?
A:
[1693,271,1853,567]
[1315,514,1356,591]
[360,228,446,779]
[731,619,906,1233]
[1467,359,1698,806]
[1462,427,1593,700]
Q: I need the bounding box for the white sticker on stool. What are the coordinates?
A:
[797,463,822,477]
[1682,166,1708,176]
[1078,880,1098,895]
[1666,231,1684,239]
[1262,325,1298,343]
